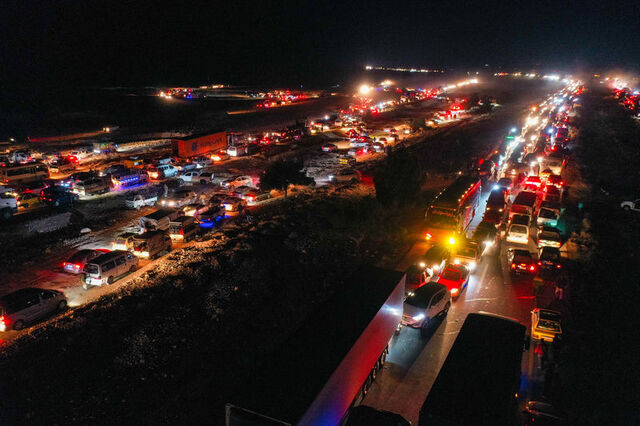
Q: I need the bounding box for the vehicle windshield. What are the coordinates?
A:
[426,214,456,229]
[68,250,91,263]
[405,290,432,309]
[539,208,557,219]
[537,319,561,333]
[440,269,461,281]
[458,248,476,258]
[84,264,99,275]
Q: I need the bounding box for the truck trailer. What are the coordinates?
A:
[225,266,406,426]
[172,131,227,158]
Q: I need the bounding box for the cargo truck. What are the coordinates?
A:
[172,131,227,158]
[225,266,406,426]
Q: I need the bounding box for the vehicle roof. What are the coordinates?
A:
[232,266,404,424]
[431,176,480,208]
[89,250,130,264]
[420,313,526,424]
[133,230,167,239]
[407,282,446,303]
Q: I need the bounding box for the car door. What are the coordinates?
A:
[38,289,58,314]
[427,291,444,319]
[21,290,44,322]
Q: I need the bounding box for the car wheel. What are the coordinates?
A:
[106,276,114,285]
[129,265,137,273]
[13,320,25,331]
[57,300,67,311]
[177,179,184,185]
[623,205,631,211]
[200,180,207,184]
[443,302,451,315]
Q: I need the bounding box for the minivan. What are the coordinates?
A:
[132,230,172,258]
[168,216,197,241]
[0,287,67,331]
[82,250,139,289]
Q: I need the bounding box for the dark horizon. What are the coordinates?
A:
[1,0,639,89]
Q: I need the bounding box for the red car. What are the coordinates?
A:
[436,264,470,299]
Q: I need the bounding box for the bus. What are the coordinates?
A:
[0,163,49,186]
[423,176,481,243]
[419,312,528,425]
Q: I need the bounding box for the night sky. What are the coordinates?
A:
[1,0,639,88]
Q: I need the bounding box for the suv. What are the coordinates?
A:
[178,170,213,185]
[507,248,537,275]
[0,288,67,331]
[485,188,508,214]
[132,230,172,258]
[329,168,361,183]
[402,282,451,335]
[82,250,139,289]
[159,189,198,208]
[420,245,451,277]
[149,164,178,180]
[40,187,78,208]
[538,246,562,271]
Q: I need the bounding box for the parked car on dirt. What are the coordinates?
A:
[159,189,197,208]
[40,187,78,208]
[328,168,361,183]
[63,248,110,274]
[168,216,198,242]
[148,164,178,180]
[82,250,139,289]
[0,288,67,331]
[16,192,42,209]
[221,175,254,189]
[125,189,159,210]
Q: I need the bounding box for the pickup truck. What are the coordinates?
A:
[125,189,159,210]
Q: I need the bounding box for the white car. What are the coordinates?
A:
[221,175,254,188]
[178,171,213,184]
[328,169,361,183]
[621,199,640,212]
[537,227,561,248]
[402,282,451,335]
[506,224,529,244]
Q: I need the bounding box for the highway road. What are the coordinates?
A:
[363,186,540,423]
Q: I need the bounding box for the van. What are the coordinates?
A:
[132,230,172,258]
[168,216,197,241]
[82,250,139,289]
[0,287,67,331]
[74,177,110,197]
[139,208,180,232]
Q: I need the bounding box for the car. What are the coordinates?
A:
[531,308,562,342]
[537,207,559,227]
[192,156,213,168]
[483,208,504,225]
[328,168,361,183]
[321,143,338,153]
[544,185,562,203]
[221,175,254,188]
[210,151,230,162]
[620,199,640,212]
[485,188,508,214]
[180,203,209,217]
[99,163,127,177]
[511,213,532,227]
[537,227,561,248]
[82,250,139,289]
[111,232,137,251]
[125,189,159,210]
[221,197,247,217]
[196,205,225,228]
[496,177,513,194]
[419,245,451,277]
[40,187,78,208]
[404,264,429,294]
[62,248,111,274]
[74,177,110,197]
[506,223,529,244]
[372,142,385,152]
[16,192,42,209]
[547,174,564,189]
[159,189,198,208]
[243,190,272,205]
[538,246,562,271]
[402,282,451,334]
[148,164,178,180]
[436,263,470,299]
[472,221,498,250]
[452,241,480,272]
[229,185,254,199]
[178,170,213,185]
[507,248,537,274]
[0,288,67,331]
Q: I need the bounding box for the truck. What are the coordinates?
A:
[225,266,406,426]
[0,187,18,220]
[172,131,227,158]
[419,312,527,425]
[139,208,181,232]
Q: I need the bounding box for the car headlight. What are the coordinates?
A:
[328,175,334,179]
[412,313,425,321]
[454,259,460,265]
[469,261,476,271]
[419,261,426,268]
[168,201,175,206]
[484,240,494,247]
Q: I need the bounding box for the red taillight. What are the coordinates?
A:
[179,228,184,235]
[537,261,542,266]
[511,263,516,269]
[557,264,562,268]
[74,264,80,270]
[62,262,68,267]
[560,181,564,186]
[529,265,536,271]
